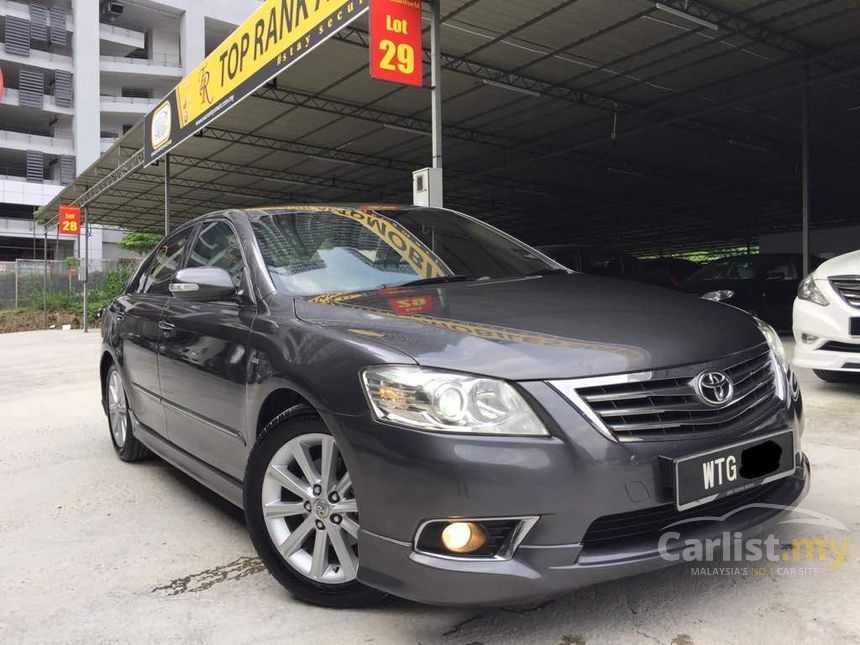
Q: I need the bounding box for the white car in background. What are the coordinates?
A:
[793,249,860,383]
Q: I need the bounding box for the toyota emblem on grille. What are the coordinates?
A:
[694,370,734,406]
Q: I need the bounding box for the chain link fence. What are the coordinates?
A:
[0,258,138,311]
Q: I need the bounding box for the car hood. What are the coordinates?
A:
[294,274,766,380]
[815,249,860,278]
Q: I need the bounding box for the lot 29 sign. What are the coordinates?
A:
[370,0,422,86]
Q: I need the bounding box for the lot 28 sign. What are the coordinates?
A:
[370,0,422,86]
[58,205,81,236]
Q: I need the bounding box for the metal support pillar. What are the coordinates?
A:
[43,227,48,329]
[164,154,172,236]
[801,70,811,276]
[83,207,89,333]
[430,0,443,179]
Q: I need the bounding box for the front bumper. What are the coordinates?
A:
[327,379,807,606]
[793,292,860,372]
[358,460,808,605]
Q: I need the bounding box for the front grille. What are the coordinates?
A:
[821,341,860,353]
[582,480,782,547]
[559,348,780,441]
[830,277,860,309]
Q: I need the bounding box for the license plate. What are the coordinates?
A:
[674,430,795,511]
[851,318,860,336]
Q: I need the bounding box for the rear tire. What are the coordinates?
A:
[244,408,387,608]
[813,369,860,384]
[105,365,151,462]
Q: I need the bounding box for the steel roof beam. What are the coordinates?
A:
[251,86,717,183]
[193,127,622,208]
[333,26,781,149]
[168,155,397,198]
[655,0,851,68]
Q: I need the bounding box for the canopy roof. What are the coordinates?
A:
[39,0,860,254]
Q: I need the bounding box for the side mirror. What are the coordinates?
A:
[170,267,236,302]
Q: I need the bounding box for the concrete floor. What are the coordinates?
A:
[1,329,858,645]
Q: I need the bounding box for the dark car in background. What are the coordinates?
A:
[538,244,666,286]
[100,206,807,608]
[679,253,817,330]
[642,257,701,288]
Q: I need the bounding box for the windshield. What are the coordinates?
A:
[687,255,766,282]
[251,207,558,296]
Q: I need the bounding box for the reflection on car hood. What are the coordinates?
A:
[294,273,766,380]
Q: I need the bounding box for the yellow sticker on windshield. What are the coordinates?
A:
[294,207,448,279]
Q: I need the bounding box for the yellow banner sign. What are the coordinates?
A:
[145,0,368,163]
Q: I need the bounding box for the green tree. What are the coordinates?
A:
[120,231,162,255]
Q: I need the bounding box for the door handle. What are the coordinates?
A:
[159,321,175,333]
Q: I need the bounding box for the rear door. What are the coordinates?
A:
[112,228,193,437]
[158,220,256,480]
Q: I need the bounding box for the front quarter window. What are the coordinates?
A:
[136,228,192,295]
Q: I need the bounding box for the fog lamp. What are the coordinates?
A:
[801,333,819,345]
[441,522,487,554]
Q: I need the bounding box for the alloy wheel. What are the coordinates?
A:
[107,369,128,448]
[261,433,359,584]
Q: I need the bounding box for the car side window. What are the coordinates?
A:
[186,221,246,290]
[765,257,798,281]
[137,228,192,296]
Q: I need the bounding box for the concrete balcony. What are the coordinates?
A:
[0,46,73,73]
[0,130,74,156]
[99,95,160,116]
[100,137,120,153]
[99,23,145,50]
[1,89,74,116]
[99,54,183,78]
[0,177,63,208]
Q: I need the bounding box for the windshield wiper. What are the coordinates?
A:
[526,267,572,276]
[386,274,485,288]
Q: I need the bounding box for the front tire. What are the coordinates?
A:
[814,369,860,384]
[105,365,151,462]
[244,408,387,608]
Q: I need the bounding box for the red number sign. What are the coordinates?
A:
[389,295,433,316]
[370,0,423,87]
[59,205,81,236]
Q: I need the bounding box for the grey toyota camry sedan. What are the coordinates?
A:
[100,205,808,607]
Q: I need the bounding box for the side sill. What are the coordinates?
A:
[132,416,245,509]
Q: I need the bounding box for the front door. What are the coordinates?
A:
[113,228,193,437]
[158,220,256,480]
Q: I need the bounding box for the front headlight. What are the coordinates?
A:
[797,274,829,306]
[755,317,787,370]
[701,289,735,302]
[361,366,549,436]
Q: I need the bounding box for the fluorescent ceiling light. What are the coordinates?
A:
[482,79,541,97]
[606,167,644,178]
[261,176,305,187]
[309,155,362,167]
[728,139,771,153]
[383,123,431,137]
[654,3,718,30]
[221,191,266,200]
